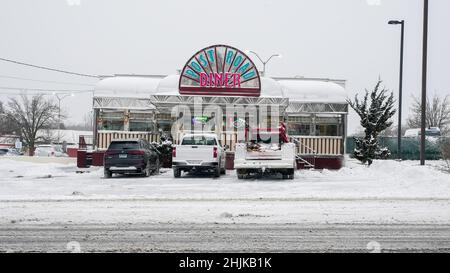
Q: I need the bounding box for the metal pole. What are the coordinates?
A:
[57,96,61,144]
[397,21,405,160]
[420,0,429,166]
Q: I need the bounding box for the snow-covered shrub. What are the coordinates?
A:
[440,139,450,170]
[347,80,396,166]
[152,140,173,168]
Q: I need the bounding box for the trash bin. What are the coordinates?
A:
[225,151,235,170]
[92,151,105,166]
[77,150,87,168]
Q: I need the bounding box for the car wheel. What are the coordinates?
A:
[236,169,246,180]
[154,158,160,175]
[174,167,181,178]
[143,161,151,177]
[104,170,112,179]
[214,165,221,178]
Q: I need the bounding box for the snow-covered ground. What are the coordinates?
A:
[1,156,449,201]
[0,156,449,225]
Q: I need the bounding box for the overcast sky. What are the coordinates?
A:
[0,0,449,134]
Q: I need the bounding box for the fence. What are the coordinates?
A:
[346,136,450,160]
[97,130,345,156]
[293,136,343,156]
[97,131,160,150]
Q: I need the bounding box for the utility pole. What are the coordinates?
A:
[420,0,429,166]
[388,20,405,160]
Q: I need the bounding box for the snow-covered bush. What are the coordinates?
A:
[440,139,450,171]
[347,80,396,166]
[152,139,173,168]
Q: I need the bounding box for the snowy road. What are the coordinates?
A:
[1,157,449,252]
[2,222,450,253]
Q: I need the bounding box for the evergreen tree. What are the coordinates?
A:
[347,80,396,166]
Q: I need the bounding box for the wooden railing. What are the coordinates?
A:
[97,131,160,150]
[97,131,344,156]
[292,136,343,156]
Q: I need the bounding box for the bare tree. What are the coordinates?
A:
[83,112,93,131]
[64,112,93,131]
[1,100,20,135]
[0,101,5,135]
[6,95,59,155]
[407,94,450,134]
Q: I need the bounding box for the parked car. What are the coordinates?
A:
[104,139,160,178]
[0,148,22,156]
[34,145,67,157]
[404,127,441,138]
[172,133,226,178]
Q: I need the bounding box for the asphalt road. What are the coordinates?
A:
[1,223,449,253]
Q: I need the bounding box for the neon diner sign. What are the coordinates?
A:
[179,45,261,97]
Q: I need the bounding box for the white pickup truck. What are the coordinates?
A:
[234,130,296,179]
[172,133,227,178]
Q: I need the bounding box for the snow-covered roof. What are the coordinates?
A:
[155,74,180,96]
[95,75,163,98]
[95,75,347,103]
[278,80,347,103]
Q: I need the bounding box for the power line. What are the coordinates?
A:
[0,57,100,79]
[0,85,94,93]
[0,74,96,87]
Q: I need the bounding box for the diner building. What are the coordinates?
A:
[91,45,348,169]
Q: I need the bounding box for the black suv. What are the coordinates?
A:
[104,139,160,178]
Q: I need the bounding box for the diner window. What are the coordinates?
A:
[288,124,311,136]
[315,124,338,136]
[100,119,124,131]
[129,121,155,132]
[157,120,173,133]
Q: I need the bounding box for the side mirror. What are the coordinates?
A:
[223,145,230,151]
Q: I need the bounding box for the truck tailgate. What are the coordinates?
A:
[176,145,214,164]
[246,150,282,160]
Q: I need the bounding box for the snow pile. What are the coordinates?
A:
[296,159,450,199]
[301,159,448,184]
[0,159,80,179]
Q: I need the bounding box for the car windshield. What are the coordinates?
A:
[181,136,216,146]
[108,141,140,150]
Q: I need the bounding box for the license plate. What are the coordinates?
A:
[119,154,128,159]
[187,160,202,165]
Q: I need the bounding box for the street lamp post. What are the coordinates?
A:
[420,0,429,166]
[246,50,282,77]
[388,19,405,160]
[54,93,74,144]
